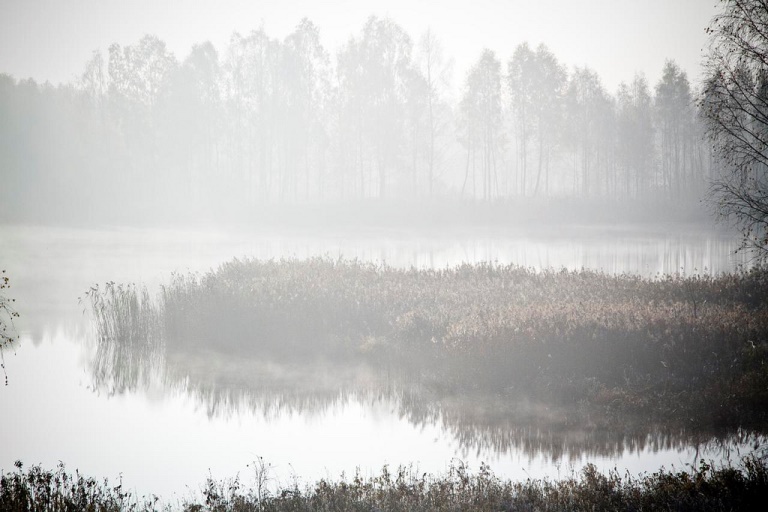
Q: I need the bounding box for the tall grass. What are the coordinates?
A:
[83,282,163,394]
[2,456,767,511]
[84,259,768,427]
[0,460,158,512]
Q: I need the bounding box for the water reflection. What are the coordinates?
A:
[0,224,751,344]
[2,223,764,497]
[88,330,767,467]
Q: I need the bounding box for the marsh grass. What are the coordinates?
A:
[2,457,767,511]
[0,460,158,512]
[83,282,164,394]
[85,259,768,426]
[84,282,160,346]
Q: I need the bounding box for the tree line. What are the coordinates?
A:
[0,16,712,223]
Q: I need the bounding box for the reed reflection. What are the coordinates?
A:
[87,317,766,465]
[83,258,768,465]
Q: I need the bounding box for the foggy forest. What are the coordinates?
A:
[1,1,768,510]
[1,18,709,224]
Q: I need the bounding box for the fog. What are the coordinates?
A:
[1,1,767,508]
[1,1,715,93]
[0,3,717,225]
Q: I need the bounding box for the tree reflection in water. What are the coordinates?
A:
[88,327,767,466]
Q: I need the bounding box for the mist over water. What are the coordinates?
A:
[2,1,767,507]
[1,224,763,499]
[0,5,716,226]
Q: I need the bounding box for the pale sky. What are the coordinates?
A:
[0,0,718,94]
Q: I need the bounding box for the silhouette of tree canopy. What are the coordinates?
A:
[507,43,566,196]
[703,0,768,260]
[656,60,697,200]
[616,74,654,197]
[460,49,504,200]
[337,16,416,198]
[0,17,718,224]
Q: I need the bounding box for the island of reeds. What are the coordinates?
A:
[2,257,764,510]
[83,258,768,430]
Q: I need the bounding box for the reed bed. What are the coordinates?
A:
[2,457,767,511]
[85,258,768,426]
[83,282,164,394]
[0,460,157,512]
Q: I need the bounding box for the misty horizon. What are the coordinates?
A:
[0,1,714,93]
[2,1,767,508]
[0,14,711,226]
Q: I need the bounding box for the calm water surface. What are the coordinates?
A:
[0,224,762,500]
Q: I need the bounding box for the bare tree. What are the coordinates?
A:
[507,43,566,197]
[1,270,19,384]
[702,0,768,260]
[460,49,503,201]
[107,35,178,208]
[564,67,612,197]
[221,29,281,202]
[616,74,654,197]
[162,41,221,205]
[283,19,331,200]
[507,43,535,195]
[656,60,695,199]
[337,17,414,198]
[416,30,453,197]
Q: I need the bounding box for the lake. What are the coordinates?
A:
[0,223,763,502]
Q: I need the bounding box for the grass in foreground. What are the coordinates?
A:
[2,457,767,511]
[85,259,768,427]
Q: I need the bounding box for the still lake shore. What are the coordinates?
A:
[86,258,768,430]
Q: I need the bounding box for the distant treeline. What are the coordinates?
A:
[0,17,712,223]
